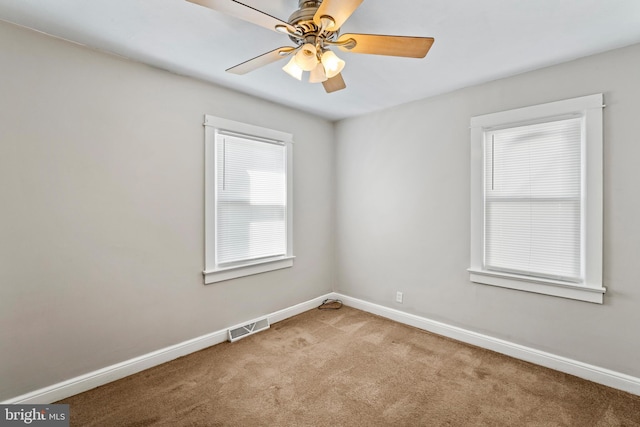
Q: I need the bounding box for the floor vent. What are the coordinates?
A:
[228,317,270,342]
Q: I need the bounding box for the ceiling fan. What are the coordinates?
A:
[186,0,435,93]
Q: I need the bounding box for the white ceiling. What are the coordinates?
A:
[1,0,640,121]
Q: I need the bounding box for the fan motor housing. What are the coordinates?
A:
[288,0,338,45]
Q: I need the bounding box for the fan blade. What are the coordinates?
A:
[337,34,434,58]
[186,0,295,34]
[226,47,295,75]
[322,73,346,93]
[313,0,363,30]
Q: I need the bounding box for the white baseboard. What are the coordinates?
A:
[331,292,640,396]
[6,291,638,403]
[3,293,333,404]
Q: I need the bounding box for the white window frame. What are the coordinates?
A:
[469,94,605,303]
[203,115,294,284]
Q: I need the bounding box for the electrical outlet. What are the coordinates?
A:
[396,291,403,303]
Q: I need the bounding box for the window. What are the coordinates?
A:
[469,94,605,303]
[203,116,294,284]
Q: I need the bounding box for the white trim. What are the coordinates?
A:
[203,115,293,144]
[470,94,604,129]
[332,292,640,396]
[203,115,295,284]
[2,293,333,404]
[7,292,638,404]
[204,256,295,284]
[2,329,227,405]
[468,269,605,304]
[469,94,604,303]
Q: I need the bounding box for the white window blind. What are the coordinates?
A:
[484,117,583,282]
[470,94,604,303]
[216,133,287,265]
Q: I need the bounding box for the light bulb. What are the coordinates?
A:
[294,43,318,72]
[321,50,345,78]
[309,62,328,83]
[282,56,303,81]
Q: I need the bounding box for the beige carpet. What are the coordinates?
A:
[59,306,640,426]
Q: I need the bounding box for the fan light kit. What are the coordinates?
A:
[187,0,435,93]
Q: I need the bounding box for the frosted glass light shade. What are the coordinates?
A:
[294,43,318,71]
[282,56,303,80]
[309,62,328,83]
[321,50,345,78]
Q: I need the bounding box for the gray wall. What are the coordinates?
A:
[0,21,334,401]
[335,42,640,378]
[2,15,639,402]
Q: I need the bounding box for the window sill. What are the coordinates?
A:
[204,256,295,284]
[468,268,605,304]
